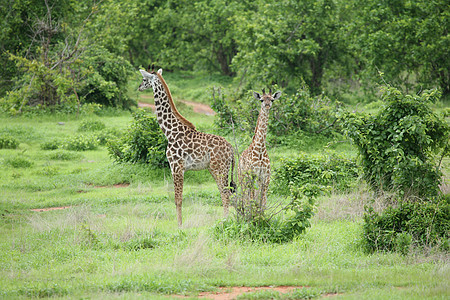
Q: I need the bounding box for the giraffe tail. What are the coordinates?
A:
[229,152,236,194]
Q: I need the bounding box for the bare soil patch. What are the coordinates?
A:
[30,206,71,212]
[138,100,216,116]
[94,183,130,188]
[180,100,216,116]
[138,101,156,111]
[175,286,315,299]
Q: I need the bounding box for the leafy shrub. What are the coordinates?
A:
[0,135,19,149]
[269,86,342,138]
[124,236,159,251]
[273,152,359,195]
[17,284,68,298]
[214,185,316,243]
[5,156,33,168]
[45,150,83,161]
[95,128,122,146]
[363,197,450,254]
[78,120,106,132]
[37,165,60,176]
[121,232,171,251]
[79,45,134,108]
[344,87,449,198]
[62,134,98,151]
[2,45,134,114]
[40,139,61,150]
[107,110,168,168]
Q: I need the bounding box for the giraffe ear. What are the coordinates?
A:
[253,91,262,101]
[157,68,163,75]
[139,69,152,78]
[272,91,282,100]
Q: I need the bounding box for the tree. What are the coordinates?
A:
[350,0,450,96]
[344,86,449,199]
[135,0,240,75]
[0,0,75,97]
[232,0,348,94]
[0,0,134,112]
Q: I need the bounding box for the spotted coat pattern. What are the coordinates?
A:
[238,90,281,208]
[139,69,235,227]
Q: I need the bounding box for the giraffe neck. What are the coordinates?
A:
[251,106,270,152]
[152,76,195,139]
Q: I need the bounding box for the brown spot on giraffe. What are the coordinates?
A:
[238,88,281,212]
[139,68,236,227]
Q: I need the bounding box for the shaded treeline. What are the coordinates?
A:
[0,0,448,111]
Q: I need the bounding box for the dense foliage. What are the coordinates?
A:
[214,185,316,243]
[1,0,449,113]
[350,0,450,95]
[107,110,168,168]
[363,197,450,254]
[0,135,19,149]
[344,87,449,199]
[0,0,134,113]
[273,152,359,195]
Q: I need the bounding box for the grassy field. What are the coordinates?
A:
[0,73,449,299]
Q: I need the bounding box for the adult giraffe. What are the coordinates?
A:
[238,88,281,213]
[138,68,235,227]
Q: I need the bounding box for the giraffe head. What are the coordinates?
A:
[138,68,163,91]
[253,88,281,110]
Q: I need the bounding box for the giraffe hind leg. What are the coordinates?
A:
[209,169,230,217]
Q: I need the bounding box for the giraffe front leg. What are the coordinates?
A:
[171,170,184,227]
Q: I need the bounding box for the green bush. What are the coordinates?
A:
[344,87,449,198]
[214,185,316,243]
[273,152,359,195]
[62,134,98,151]
[0,135,19,149]
[45,150,83,161]
[269,87,342,138]
[5,156,33,168]
[79,46,134,108]
[95,128,122,146]
[40,139,61,150]
[363,197,450,254]
[107,110,168,168]
[78,120,106,132]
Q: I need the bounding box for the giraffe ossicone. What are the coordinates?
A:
[238,89,281,217]
[138,68,236,227]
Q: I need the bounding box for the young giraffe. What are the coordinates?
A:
[138,68,236,227]
[238,88,281,212]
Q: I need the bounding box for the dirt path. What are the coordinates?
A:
[138,100,216,116]
[195,286,301,299]
[30,206,72,212]
[175,286,339,299]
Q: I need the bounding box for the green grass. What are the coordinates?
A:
[0,73,449,299]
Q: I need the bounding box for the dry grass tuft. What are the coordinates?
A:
[315,186,403,222]
[315,190,368,222]
[27,204,97,232]
[224,249,241,272]
[182,202,219,228]
[172,234,217,274]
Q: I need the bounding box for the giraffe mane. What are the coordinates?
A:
[155,72,196,130]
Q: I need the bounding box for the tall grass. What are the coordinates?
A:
[0,73,449,299]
